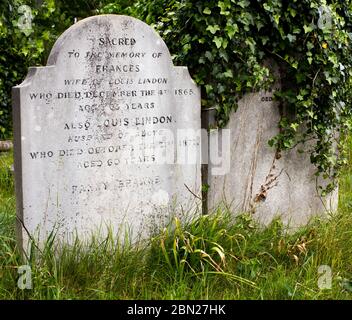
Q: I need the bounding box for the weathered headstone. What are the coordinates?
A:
[207,89,338,228]
[13,15,201,251]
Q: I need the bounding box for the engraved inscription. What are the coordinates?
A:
[13,15,201,250]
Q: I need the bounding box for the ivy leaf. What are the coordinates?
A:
[206,25,220,34]
[219,50,229,62]
[263,3,272,12]
[261,36,269,45]
[255,19,264,31]
[273,14,280,25]
[287,34,296,43]
[225,24,238,38]
[290,123,299,131]
[289,7,297,17]
[283,140,293,148]
[293,26,301,34]
[218,1,230,15]
[203,7,211,15]
[213,36,223,49]
[204,51,213,62]
[205,84,213,94]
[223,69,233,78]
[303,24,315,33]
[238,0,250,8]
[307,110,315,118]
[306,41,314,50]
[245,38,256,53]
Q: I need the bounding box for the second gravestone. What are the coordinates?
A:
[13,15,201,251]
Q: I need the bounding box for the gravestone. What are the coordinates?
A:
[12,15,201,251]
[207,88,338,228]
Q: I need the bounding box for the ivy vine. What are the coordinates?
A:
[115,0,352,195]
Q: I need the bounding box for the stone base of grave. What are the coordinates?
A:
[206,90,338,229]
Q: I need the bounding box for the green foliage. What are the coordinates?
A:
[0,153,14,198]
[0,0,73,139]
[99,0,173,24]
[146,0,352,193]
[151,213,257,288]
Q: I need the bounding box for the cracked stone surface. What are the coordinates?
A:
[207,89,338,228]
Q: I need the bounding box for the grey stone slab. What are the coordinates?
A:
[207,89,338,228]
[13,15,201,251]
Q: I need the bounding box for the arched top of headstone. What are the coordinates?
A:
[47,14,174,71]
[17,14,196,90]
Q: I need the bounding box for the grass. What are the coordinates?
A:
[1,145,352,300]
